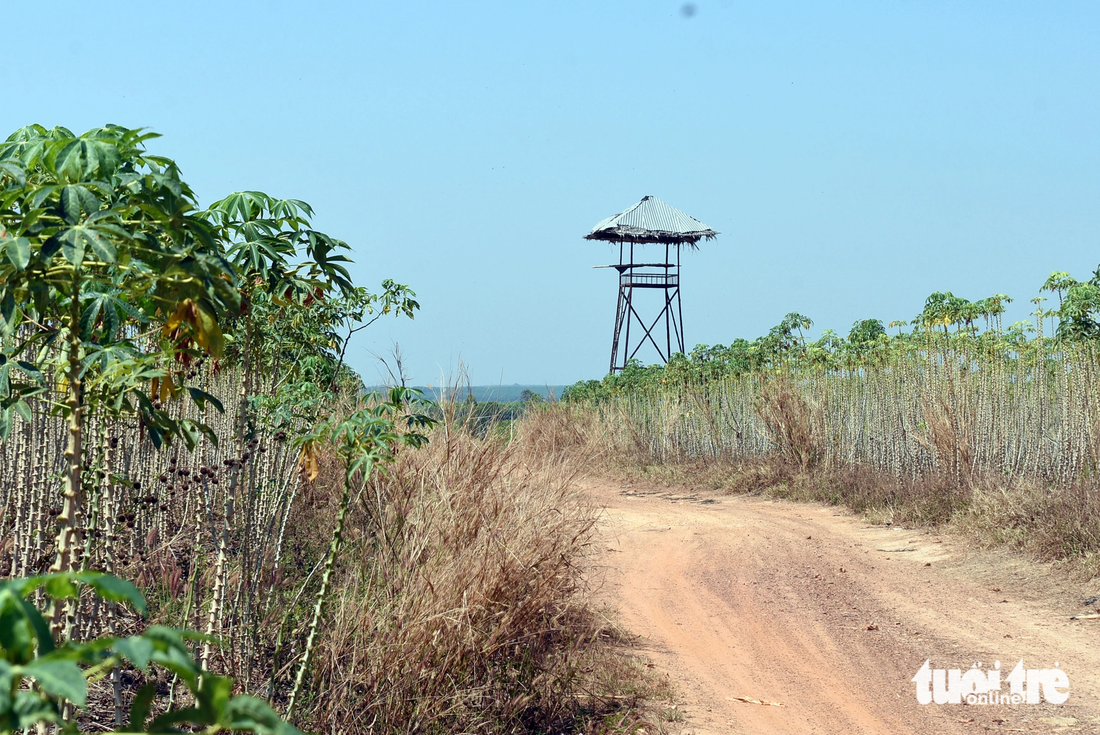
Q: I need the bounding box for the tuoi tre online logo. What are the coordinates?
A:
[912,660,1069,705]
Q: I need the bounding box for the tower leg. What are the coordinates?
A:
[664,286,681,357]
[623,282,633,369]
[665,244,672,360]
[676,246,685,353]
[606,242,687,370]
[610,281,627,373]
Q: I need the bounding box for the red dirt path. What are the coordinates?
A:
[590,480,1100,734]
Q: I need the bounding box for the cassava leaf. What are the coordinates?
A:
[223,695,305,735]
[72,572,146,615]
[19,658,86,706]
[4,236,30,270]
[127,682,157,731]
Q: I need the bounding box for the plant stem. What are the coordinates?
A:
[50,278,84,637]
[285,465,353,720]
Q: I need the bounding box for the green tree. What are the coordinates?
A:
[0,125,240,576]
[1055,280,1100,342]
[918,291,970,335]
[847,319,885,345]
[286,388,434,718]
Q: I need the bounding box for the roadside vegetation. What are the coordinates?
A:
[565,274,1100,570]
[0,125,645,734]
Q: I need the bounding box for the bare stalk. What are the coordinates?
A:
[285,467,354,720]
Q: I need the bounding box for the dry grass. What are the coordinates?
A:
[955,478,1100,564]
[291,405,654,734]
[755,376,824,472]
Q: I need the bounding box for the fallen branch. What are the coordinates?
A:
[727,696,784,707]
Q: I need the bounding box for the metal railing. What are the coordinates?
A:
[620,272,678,288]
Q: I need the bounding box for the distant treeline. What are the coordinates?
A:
[423,390,549,437]
[368,385,566,403]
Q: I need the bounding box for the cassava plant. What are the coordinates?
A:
[0,125,239,581]
[284,387,435,719]
[0,123,429,724]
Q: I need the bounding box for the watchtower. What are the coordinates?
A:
[586,196,717,373]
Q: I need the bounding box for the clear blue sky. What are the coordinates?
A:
[7,2,1099,385]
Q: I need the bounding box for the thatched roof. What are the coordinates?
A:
[585,195,717,246]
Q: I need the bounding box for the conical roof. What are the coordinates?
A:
[585,195,717,245]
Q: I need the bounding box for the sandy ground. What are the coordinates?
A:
[589,479,1100,734]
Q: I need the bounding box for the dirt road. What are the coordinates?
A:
[591,480,1100,734]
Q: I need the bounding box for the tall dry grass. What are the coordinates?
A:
[294,405,641,734]
[754,376,825,472]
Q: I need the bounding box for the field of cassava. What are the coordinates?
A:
[0,125,644,734]
[566,283,1100,565]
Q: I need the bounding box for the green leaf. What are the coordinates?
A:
[0,291,14,329]
[42,575,79,600]
[54,139,100,183]
[347,455,374,479]
[29,184,57,210]
[187,387,224,413]
[142,624,214,650]
[12,401,31,423]
[79,298,103,341]
[193,673,233,723]
[57,225,116,265]
[84,227,117,264]
[44,638,115,665]
[151,168,183,198]
[0,591,35,663]
[58,228,84,265]
[224,695,305,735]
[113,636,154,670]
[115,626,205,689]
[10,689,61,730]
[147,706,209,733]
[19,658,87,706]
[0,660,13,712]
[14,361,43,382]
[60,186,81,223]
[0,160,26,186]
[72,572,146,615]
[11,590,54,656]
[75,184,100,215]
[38,233,62,261]
[5,236,30,271]
[147,425,164,450]
[127,682,157,731]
